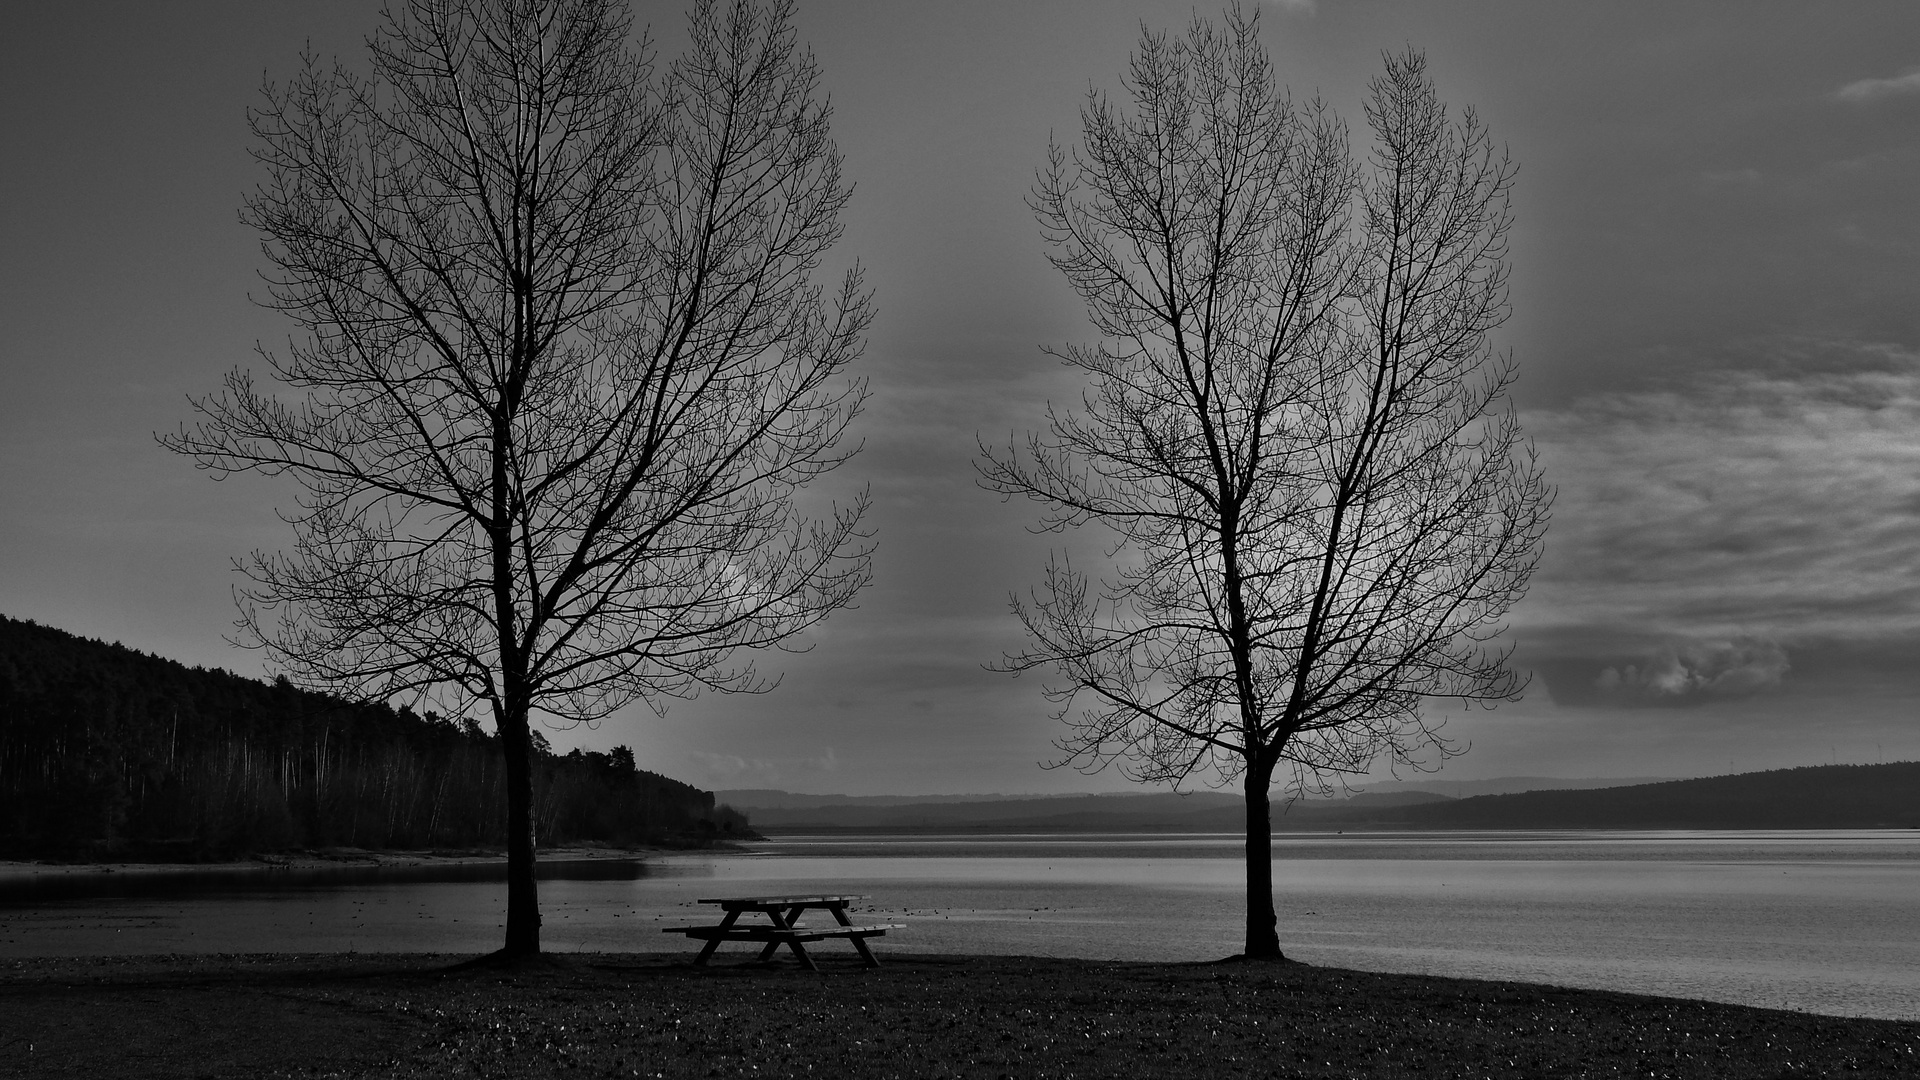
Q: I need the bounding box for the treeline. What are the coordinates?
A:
[0,615,748,860]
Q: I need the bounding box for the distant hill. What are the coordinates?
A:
[714,789,1095,810]
[1340,776,1681,800]
[736,791,1241,830]
[729,765,1920,832]
[0,615,741,860]
[1368,763,1920,830]
[730,789,1457,831]
[716,775,1678,821]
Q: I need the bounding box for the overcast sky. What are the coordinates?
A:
[4,1,1919,796]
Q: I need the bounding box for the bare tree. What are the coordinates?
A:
[980,9,1548,960]
[163,0,872,956]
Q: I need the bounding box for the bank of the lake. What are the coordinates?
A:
[0,846,660,900]
[6,951,1917,1079]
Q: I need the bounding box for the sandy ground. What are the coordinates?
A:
[3,951,1917,1079]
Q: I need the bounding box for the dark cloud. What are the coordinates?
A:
[1535,637,1789,709]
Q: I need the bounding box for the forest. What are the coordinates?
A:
[0,615,748,860]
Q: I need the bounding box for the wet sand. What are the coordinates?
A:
[4,951,1917,1078]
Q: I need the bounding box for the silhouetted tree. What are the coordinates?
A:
[163,0,870,955]
[981,9,1548,959]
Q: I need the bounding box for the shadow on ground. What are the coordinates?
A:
[4,952,1917,1078]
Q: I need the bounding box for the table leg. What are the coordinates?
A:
[757,906,816,970]
[695,909,742,966]
[755,906,796,963]
[782,906,821,970]
[785,938,819,971]
[829,903,882,968]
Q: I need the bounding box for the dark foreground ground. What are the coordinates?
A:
[3,952,1916,1079]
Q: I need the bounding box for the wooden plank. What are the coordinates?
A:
[662,926,814,940]
[662,926,815,936]
[661,922,903,934]
[695,895,868,907]
[661,924,899,942]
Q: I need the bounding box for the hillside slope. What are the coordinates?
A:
[0,615,739,859]
[1375,763,1920,830]
[735,764,1920,833]
[741,790,1452,831]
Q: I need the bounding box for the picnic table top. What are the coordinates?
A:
[695,894,868,907]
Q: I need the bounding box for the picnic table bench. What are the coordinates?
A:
[663,894,902,970]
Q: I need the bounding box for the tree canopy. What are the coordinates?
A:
[165,0,870,954]
[982,8,1549,958]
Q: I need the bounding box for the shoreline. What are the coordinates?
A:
[0,846,682,904]
[0,844,654,877]
[6,951,1916,1078]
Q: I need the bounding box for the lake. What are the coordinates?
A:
[4,830,1917,1021]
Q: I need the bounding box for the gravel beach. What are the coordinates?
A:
[5,951,1917,1079]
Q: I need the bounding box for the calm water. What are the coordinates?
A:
[4,831,1917,1020]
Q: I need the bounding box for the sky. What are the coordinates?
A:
[3,1,1919,797]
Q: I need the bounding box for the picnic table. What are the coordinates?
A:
[663,894,902,970]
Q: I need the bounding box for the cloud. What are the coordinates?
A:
[1820,147,1919,175]
[1511,341,1920,713]
[1527,626,1795,710]
[1585,637,1790,707]
[1518,344,1920,645]
[687,746,840,787]
[1836,68,1920,103]
[1262,0,1316,13]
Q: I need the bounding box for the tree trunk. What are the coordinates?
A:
[1243,760,1284,959]
[497,704,540,955]
[492,396,538,955]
